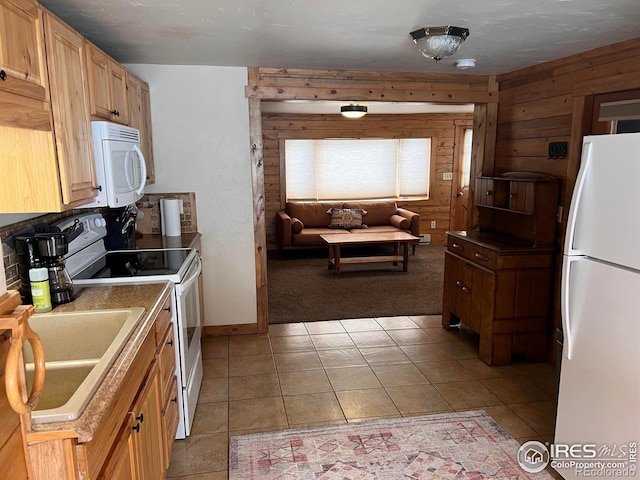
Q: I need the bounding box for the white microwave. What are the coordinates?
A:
[79,121,147,208]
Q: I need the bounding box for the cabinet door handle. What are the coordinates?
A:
[171,397,178,403]
[451,243,464,251]
[461,286,471,294]
[136,413,144,423]
[163,306,171,313]
[132,423,140,433]
[167,338,173,346]
[0,70,6,81]
[509,193,517,199]
[112,109,120,116]
[474,252,489,262]
[455,280,463,287]
[486,190,493,196]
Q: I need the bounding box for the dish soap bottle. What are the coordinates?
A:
[29,267,52,313]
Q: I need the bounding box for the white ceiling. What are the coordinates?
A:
[39,0,640,76]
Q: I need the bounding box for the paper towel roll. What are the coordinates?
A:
[160,199,182,237]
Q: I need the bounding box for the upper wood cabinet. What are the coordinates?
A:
[127,70,155,183]
[85,40,129,125]
[0,0,48,102]
[43,11,98,207]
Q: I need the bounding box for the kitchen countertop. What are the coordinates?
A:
[26,282,173,441]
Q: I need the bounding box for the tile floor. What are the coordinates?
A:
[166,315,560,479]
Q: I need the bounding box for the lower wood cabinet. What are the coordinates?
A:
[443,232,555,365]
[24,292,177,480]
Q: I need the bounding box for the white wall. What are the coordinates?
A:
[125,65,256,326]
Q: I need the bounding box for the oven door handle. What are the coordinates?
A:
[175,255,202,295]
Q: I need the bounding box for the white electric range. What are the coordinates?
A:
[55,212,202,439]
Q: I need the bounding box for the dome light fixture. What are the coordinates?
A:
[410,25,470,62]
[340,104,368,119]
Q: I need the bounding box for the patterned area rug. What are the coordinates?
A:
[229,411,554,479]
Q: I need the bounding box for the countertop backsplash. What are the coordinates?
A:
[1,192,197,292]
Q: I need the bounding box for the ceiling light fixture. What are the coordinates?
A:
[410,26,470,62]
[340,104,367,119]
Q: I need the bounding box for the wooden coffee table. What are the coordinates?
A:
[320,231,420,276]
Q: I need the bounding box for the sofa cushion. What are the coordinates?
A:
[286,202,342,227]
[292,227,350,246]
[343,201,397,226]
[353,225,402,234]
[327,208,367,229]
[291,217,304,233]
[390,214,410,229]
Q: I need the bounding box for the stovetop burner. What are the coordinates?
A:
[74,249,190,280]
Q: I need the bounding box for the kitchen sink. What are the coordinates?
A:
[23,308,145,423]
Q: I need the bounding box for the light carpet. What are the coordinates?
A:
[229,410,554,479]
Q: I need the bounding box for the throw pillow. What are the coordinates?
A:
[291,217,304,233]
[327,208,367,229]
[390,214,410,229]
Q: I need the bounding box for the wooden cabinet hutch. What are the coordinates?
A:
[442,174,560,365]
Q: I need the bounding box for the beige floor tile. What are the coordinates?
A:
[228,334,272,357]
[202,357,228,379]
[529,373,559,398]
[511,361,556,376]
[167,433,228,477]
[374,316,419,330]
[400,344,455,362]
[270,335,314,353]
[289,419,347,429]
[198,378,229,404]
[509,400,557,436]
[386,329,435,345]
[278,370,333,396]
[167,471,228,480]
[371,364,430,387]
[456,358,519,379]
[268,323,309,337]
[483,405,537,438]
[483,376,553,404]
[325,366,382,391]
[340,318,382,332]
[228,397,288,431]
[304,320,346,334]
[336,388,400,420]
[228,354,276,377]
[228,374,281,400]
[348,415,403,423]
[310,333,356,350]
[415,360,474,384]
[435,338,480,359]
[318,348,367,368]
[422,327,468,343]
[274,351,323,372]
[359,346,411,365]
[386,384,453,415]
[201,335,229,359]
[190,402,228,435]
[409,315,443,329]
[348,331,395,348]
[434,380,502,409]
[283,392,345,424]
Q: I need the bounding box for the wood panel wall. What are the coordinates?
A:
[495,36,640,336]
[262,112,473,250]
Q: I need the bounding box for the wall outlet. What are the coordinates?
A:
[431,220,437,229]
[443,172,453,181]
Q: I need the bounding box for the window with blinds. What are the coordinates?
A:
[284,138,431,201]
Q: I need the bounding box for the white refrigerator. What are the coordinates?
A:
[555,132,640,479]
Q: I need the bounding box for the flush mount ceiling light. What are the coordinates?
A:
[410,26,470,62]
[340,104,368,119]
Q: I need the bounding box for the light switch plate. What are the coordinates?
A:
[443,172,453,180]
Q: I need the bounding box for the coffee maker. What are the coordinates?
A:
[15,233,75,306]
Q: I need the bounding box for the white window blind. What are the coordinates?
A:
[285,138,431,201]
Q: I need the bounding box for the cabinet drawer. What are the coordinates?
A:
[155,295,172,348]
[447,236,497,269]
[162,376,179,467]
[157,322,176,399]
